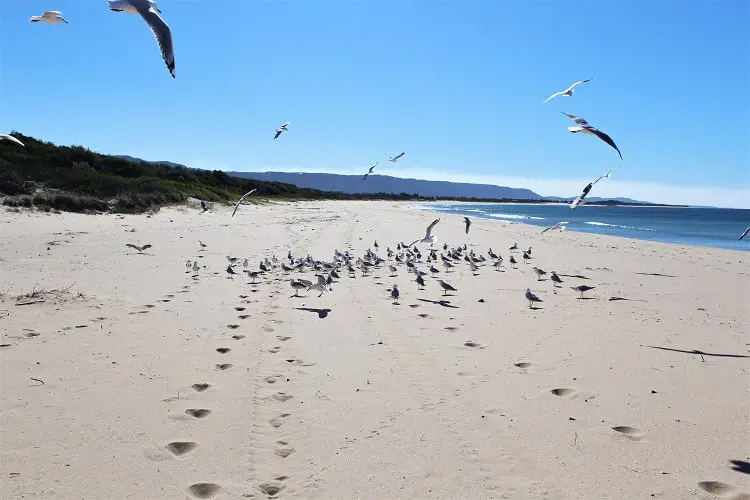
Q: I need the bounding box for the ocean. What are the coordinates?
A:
[411,203,750,251]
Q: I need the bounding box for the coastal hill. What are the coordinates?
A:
[228,171,542,200]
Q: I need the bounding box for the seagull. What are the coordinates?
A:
[199,200,208,213]
[543,79,592,103]
[571,285,596,298]
[388,265,398,277]
[409,218,440,247]
[562,113,622,159]
[570,168,618,209]
[415,273,426,290]
[541,221,569,234]
[386,152,405,163]
[437,279,457,296]
[509,255,517,268]
[289,279,307,297]
[509,242,518,252]
[463,217,472,234]
[307,275,332,297]
[192,261,200,274]
[226,265,238,279]
[246,270,263,283]
[391,284,400,304]
[739,226,750,241]
[493,258,504,271]
[0,134,25,147]
[107,1,175,78]
[227,256,239,266]
[231,189,257,217]
[525,288,543,309]
[274,122,290,140]
[532,267,547,281]
[362,162,378,182]
[185,260,192,273]
[550,271,563,287]
[198,240,207,251]
[126,243,152,253]
[30,11,68,24]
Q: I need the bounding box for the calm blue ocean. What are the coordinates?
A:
[411,203,750,251]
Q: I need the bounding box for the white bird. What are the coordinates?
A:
[562,112,622,159]
[231,189,257,217]
[541,221,569,234]
[0,134,25,147]
[525,288,543,309]
[739,226,750,241]
[30,11,68,24]
[543,79,592,103]
[107,0,175,78]
[570,168,618,209]
[409,218,440,247]
[386,152,405,163]
[274,122,290,140]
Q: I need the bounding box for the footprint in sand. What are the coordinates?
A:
[235,306,246,311]
[464,341,483,348]
[514,361,534,369]
[258,479,287,497]
[232,334,246,340]
[272,392,294,402]
[0,344,12,348]
[227,324,240,330]
[185,409,211,419]
[158,299,171,303]
[238,315,250,320]
[24,332,42,338]
[276,336,291,342]
[165,294,175,298]
[445,326,459,331]
[262,326,275,333]
[215,363,233,371]
[269,413,291,428]
[264,375,283,384]
[550,388,577,398]
[188,483,221,499]
[143,304,156,309]
[418,313,431,319]
[408,304,420,308]
[611,426,645,441]
[697,481,747,498]
[165,441,198,457]
[191,383,211,392]
[268,346,282,353]
[216,347,231,354]
[274,441,296,458]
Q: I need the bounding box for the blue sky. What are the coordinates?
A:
[2,1,748,207]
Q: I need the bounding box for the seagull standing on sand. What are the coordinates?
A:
[308,275,332,297]
[525,288,543,309]
[562,112,622,159]
[231,189,257,217]
[437,279,457,296]
[739,226,750,241]
[463,217,472,234]
[570,168,618,209]
[0,134,25,147]
[391,285,400,304]
[387,152,405,163]
[226,265,238,279]
[107,0,175,78]
[571,285,596,298]
[362,162,378,182]
[550,271,563,287]
[543,79,592,103]
[30,11,68,23]
[274,122,290,140]
[409,219,440,247]
[532,267,547,281]
[541,221,569,234]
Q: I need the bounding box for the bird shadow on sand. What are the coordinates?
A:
[577,297,596,300]
[417,298,459,309]
[730,460,750,475]
[635,272,678,278]
[647,346,749,359]
[295,307,331,319]
[125,252,155,256]
[558,273,590,280]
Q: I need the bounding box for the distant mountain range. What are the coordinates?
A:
[227,171,653,205]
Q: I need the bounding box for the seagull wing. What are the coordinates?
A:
[44,11,63,16]
[562,112,590,127]
[395,152,405,160]
[464,217,471,233]
[424,218,440,239]
[125,244,139,250]
[231,189,257,217]
[274,129,282,139]
[134,2,175,78]
[590,129,623,159]
[0,135,25,147]
[570,194,586,209]
[592,167,619,185]
[541,224,556,234]
[141,244,153,251]
[362,172,369,181]
[740,226,750,241]
[543,91,564,103]
[565,79,592,92]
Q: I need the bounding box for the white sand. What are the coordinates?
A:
[1,200,748,499]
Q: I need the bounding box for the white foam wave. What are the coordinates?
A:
[487,213,545,221]
[584,221,655,232]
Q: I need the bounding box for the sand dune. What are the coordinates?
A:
[1,201,748,499]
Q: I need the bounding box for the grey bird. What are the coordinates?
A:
[525,288,543,309]
[226,265,238,279]
[739,226,750,241]
[126,243,152,253]
[438,279,457,296]
[289,279,307,297]
[416,273,426,290]
[464,216,472,234]
[532,267,547,281]
[509,255,517,268]
[391,284,400,304]
[550,271,563,287]
[571,285,596,298]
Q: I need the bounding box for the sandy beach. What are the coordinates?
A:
[1,200,748,500]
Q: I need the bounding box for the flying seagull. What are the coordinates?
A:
[0,134,25,147]
[126,243,152,253]
[387,152,405,163]
[409,218,440,247]
[570,168,618,209]
[739,227,750,241]
[107,0,175,77]
[231,189,257,217]
[30,11,68,23]
[541,221,569,234]
[362,162,378,182]
[463,217,471,234]
[543,79,592,103]
[274,122,290,140]
[562,112,622,159]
